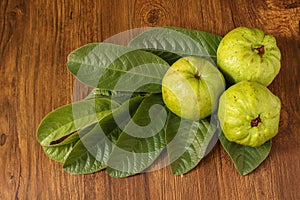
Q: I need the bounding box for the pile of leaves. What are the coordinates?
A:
[37,27,271,177]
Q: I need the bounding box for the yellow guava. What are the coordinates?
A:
[218,81,281,147]
[162,56,225,120]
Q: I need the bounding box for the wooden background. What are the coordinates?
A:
[1,0,299,199]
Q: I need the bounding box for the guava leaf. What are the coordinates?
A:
[42,143,76,163]
[84,88,114,99]
[63,96,144,174]
[62,140,104,174]
[165,114,219,175]
[67,43,169,92]
[36,98,115,146]
[128,27,222,64]
[42,133,80,162]
[85,87,144,105]
[106,94,167,178]
[219,131,272,175]
[42,123,95,163]
[62,125,121,174]
[38,92,124,162]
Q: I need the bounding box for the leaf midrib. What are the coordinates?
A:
[68,55,168,81]
[40,111,111,146]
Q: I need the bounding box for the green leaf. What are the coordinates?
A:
[62,125,121,174]
[165,114,218,175]
[67,43,169,92]
[106,94,168,178]
[42,136,79,162]
[36,98,114,146]
[62,140,103,174]
[84,88,114,100]
[42,123,94,162]
[85,88,145,105]
[128,26,222,64]
[63,96,145,174]
[219,131,272,175]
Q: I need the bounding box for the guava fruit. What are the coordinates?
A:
[217,27,281,86]
[162,56,225,120]
[218,81,281,147]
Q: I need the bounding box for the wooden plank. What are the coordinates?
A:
[0,0,299,199]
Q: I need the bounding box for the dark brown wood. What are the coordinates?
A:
[1,0,299,199]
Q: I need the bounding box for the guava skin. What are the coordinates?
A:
[217,27,281,86]
[218,81,281,147]
[162,56,225,120]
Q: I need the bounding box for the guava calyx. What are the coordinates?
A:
[251,115,262,127]
[254,45,264,56]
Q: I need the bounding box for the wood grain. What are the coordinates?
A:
[1,0,299,199]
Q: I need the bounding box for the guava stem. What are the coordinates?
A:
[251,115,262,127]
[255,45,265,56]
[194,71,201,80]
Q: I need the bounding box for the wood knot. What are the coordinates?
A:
[8,5,25,21]
[141,3,167,26]
[14,5,25,16]
[0,133,7,146]
[146,9,160,24]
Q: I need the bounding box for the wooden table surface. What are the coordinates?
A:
[1,0,299,199]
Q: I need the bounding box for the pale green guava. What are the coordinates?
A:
[218,81,281,147]
[217,27,281,86]
[162,56,225,120]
